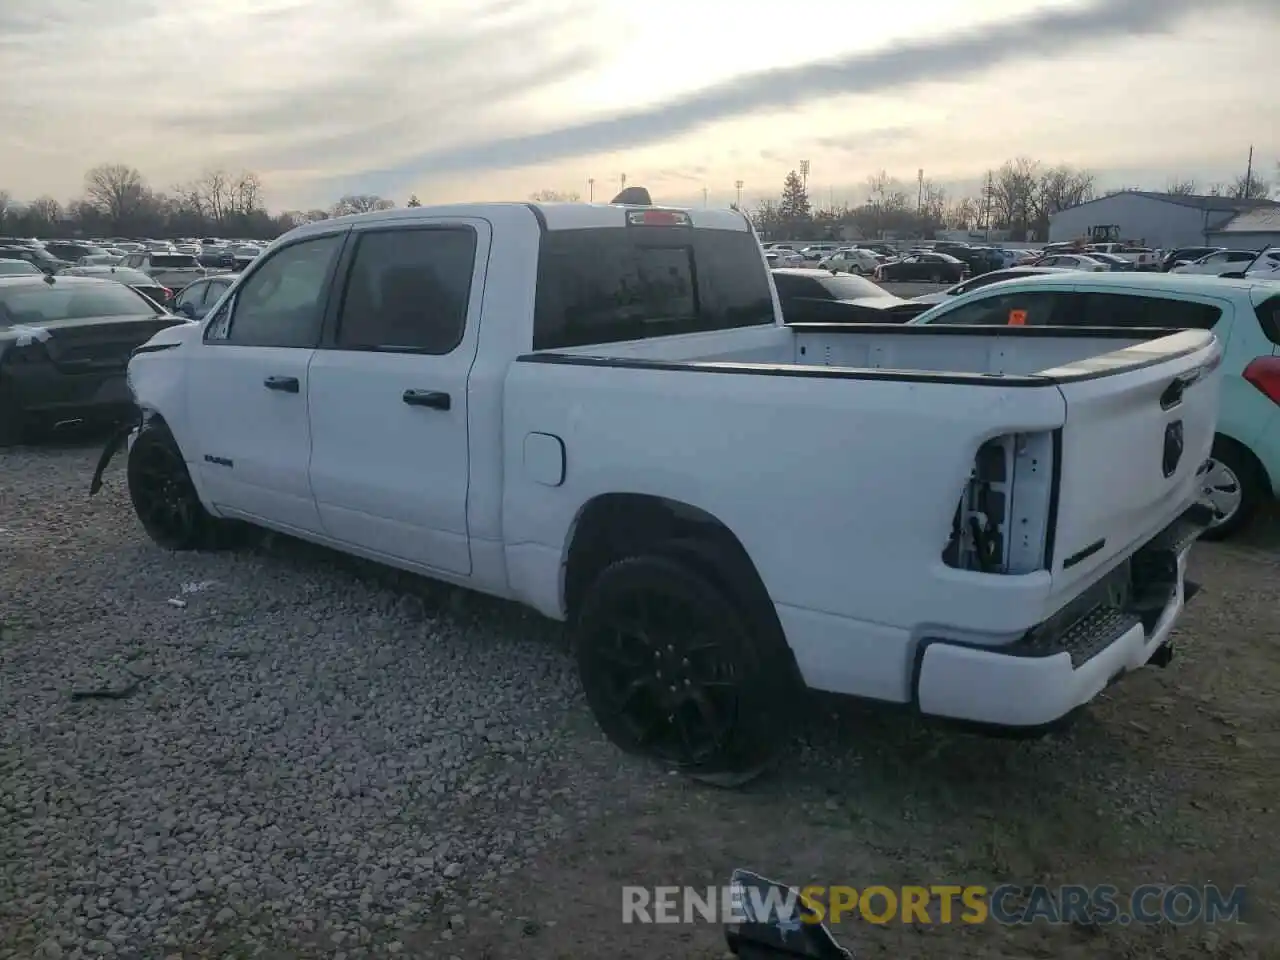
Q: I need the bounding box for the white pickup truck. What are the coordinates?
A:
[90,191,1221,783]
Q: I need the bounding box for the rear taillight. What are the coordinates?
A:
[1243,356,1280,405]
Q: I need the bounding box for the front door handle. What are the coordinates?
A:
[264,376,300,393]
[402,389,451,410]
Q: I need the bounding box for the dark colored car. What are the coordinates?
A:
[944,245,1003,276]
[170,273,240,320]
[874,252,966,283]
[0,245,71,275]
[771,269,930,323]
[0,275,186,444]
[1161,246,1224,271]
[43,242,110,263]
[57,265,175,307]
[0,258,42,276]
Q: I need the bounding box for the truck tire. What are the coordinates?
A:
[127,421,224,550]
[574,552,792,785]
[1198,438,1265,541]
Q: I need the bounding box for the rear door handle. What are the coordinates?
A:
[402,389,451,410]
[264,376,300,393]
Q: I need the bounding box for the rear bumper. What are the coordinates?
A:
[912,508,1209,727]
[9,365,135,425]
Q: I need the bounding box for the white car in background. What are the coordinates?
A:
[1033,253,1111,272]
[764,249,805,267]
[1172,250,1263,276]
[909,266,1078,306]
[818,248,883,275]
[1243,248,1280,278]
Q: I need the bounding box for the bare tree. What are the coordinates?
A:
[992,157,1041,235]
[27,196,63,226]
[1229,171,1270,200]
[304,209,331,223]
[0,189,11,229]
[529,189,580,202]
[231,172,263,215]
[919,180,947,228]
[84,163,149,229]
[331,194,395,217]
[1165,178,1198,195]
[197,169,231,223]
[945,197,981,231]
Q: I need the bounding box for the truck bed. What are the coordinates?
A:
[533,321,1209,383]
[505,321,1220,704]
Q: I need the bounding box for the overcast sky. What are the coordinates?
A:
[1,0,1276,211]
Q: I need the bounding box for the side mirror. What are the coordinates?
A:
[723,870,851,960]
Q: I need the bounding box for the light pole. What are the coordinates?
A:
[620,173,627,191]
[799,160,810,193]
[735,180,743,207]
[588,178,594,202]
[702,187,708,207]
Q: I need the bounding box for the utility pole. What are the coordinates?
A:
[916,168,924,216]
[799,160,810,194]
[702,186,708,207]
[620,173,627,191]
[983,170,994,242]
[1245,145,1254,197]
[587,178,594,202]
[735,180,743,207]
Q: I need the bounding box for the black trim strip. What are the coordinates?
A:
[131,342,180,357]
[1043,428,1063,569]
[523,203,549,234]
[515,349,1048,386]
[1062,538,1107,569]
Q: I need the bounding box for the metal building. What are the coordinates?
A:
[1048,191,1280,249]
[1206,208,1280,250]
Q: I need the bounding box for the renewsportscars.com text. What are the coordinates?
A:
[622,883,1246,926]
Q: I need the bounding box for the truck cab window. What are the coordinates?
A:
[335,227,476,354]
[217,233,342,347]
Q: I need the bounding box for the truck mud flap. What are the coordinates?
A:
[88,420,137,496]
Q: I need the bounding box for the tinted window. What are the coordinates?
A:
[772,274,827,299]
[925,292,1060,326]
[958,271,1020,293]
[1226,252,1255,262]
[174,282,207,308]
[815,275,885,300]
[212,234,342,347]
[150,254,200,268]
[0,260,40,275]
[0,281,156,327]
[336,227,476,354]
[1067,293,1222,329]
[534,227,773,350]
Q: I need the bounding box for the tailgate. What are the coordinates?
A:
[1047,330,1222,592]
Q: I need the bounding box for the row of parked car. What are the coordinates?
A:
[0,236,266,286]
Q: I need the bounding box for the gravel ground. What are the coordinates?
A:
[0,438,657,959]
[3,437,1277,959]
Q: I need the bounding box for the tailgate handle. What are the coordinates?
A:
[1160,371,1199,410]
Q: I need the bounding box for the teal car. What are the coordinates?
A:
[907,272,1280,539]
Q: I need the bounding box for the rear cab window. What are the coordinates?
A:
[1255,294,1280,346]
[533,223,774,350]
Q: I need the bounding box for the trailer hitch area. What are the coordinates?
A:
[1147,643,1175,669]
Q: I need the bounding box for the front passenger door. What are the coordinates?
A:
[184,231,347,533]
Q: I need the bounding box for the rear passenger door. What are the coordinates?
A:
[306,219,490,576]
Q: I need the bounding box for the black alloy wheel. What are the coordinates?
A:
[575,554,786,783]
[127,424,216,550]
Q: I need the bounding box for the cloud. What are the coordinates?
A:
[349,0,1275,194]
